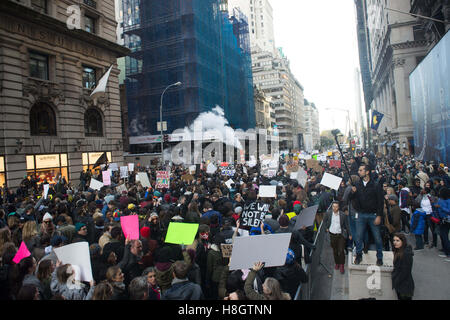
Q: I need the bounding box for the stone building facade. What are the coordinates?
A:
[0,0,129,188]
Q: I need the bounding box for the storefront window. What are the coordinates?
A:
[82,152,112,172]
[0,156,5,187]
[26,154,69,184]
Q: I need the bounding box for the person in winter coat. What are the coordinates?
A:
[436,187,450,260]
[161,260,204,300]
[50,262,95,300]
[399,180,412,233]
[72,223,89,243]
[244,262,291,300]
[415,188,437,248]
[273,249,308,299]
[392,233,414,300]
[206,234,225,300]
[142,267,161,300]
[410,206,426,250]
[105,266,128,300]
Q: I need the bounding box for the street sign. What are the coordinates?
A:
[157,121,167,132]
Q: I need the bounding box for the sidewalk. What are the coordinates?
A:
[328,233,450,300]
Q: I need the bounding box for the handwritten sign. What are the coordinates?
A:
[156,171,170,189]
[240,201,270,228]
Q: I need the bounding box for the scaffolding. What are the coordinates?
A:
[123,0,255,148]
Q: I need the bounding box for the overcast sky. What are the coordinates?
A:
[271,0,362,134]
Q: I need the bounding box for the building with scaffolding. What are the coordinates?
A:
[122,0,255,153]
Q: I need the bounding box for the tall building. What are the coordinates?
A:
[0,0,129,188]
[355,0,429,156]
[303,100,320,151]
[227,0,276,54]
[254,87,275,134]
[251,48,304,150]
[123,0,255,153]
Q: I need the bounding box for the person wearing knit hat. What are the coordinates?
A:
[73,222,88,243]
[140,226,151,239]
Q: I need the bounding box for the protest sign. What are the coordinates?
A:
[221,169,235,176]
[156,171,170,189]
[329,159,342,168]
[258,185,276,198]
[128,163,135,172]
[231,227,249,237]
[221,244,233,258]
[181,173,194,182]
[225,179,234,189]
[189,165,196,174]
[120,166,128,179]
[109,163,119,171]
[229,233,292,270]
[240,201,270,227]
[266,169,277,178]
[102,170,111,186]
[320,172,343,191]
[120,215,139,240]
[164,222,199,245]
[13,241,31,264]
[43,184,49,199]
[89,178,103,191]
[294,205,319,229]
[54,242,93,282]
[290,172,298,180]
[116,184,127,194]
[295,169,308,188]
[137,172,151,188]
[206,163,217,174]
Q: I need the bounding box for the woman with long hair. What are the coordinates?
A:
[0,227,11,255]
[36,259,55,300]
[22,221,40,255]
[92,281,114,300]
[106,266,128,300]
[244,262,291,300]
[392,233,415,300]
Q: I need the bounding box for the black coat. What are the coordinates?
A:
[392,245,415,296]
[274,263,308,299]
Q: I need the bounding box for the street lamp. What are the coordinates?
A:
[160,81,182,163]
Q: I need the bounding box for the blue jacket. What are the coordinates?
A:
[437,198,450,221]
[410,209,426,235]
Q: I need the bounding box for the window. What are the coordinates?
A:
[31,0,47,14]
[84,108,103,136]
[85,15,96,33]
[0,156,5,187]
[26,154,68,185]
[82,152,112,171]
[29,51,49,80]
[82,66,97,89]
[30,102,57,136]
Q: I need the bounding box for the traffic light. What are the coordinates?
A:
[163,134,169,143]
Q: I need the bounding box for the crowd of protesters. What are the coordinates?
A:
[0,149,449,301]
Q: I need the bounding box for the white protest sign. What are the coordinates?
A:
[296,169,308,188]
[294,205,319,229]
[258,185,276,198]
[137,172,151,188]
[120,166,128,178]
[229,233,292,270]
[109,163,119,171]
[320,172,343,191]
[290,172,298,180]
[206,163,217,174]
[225,179,234,189]
[243,166,248,174]
[43,184,49,199]
[89,178,103,191]
[116,184,127,194]
[54,242,93,282]
[189,165,196,174]
[128,163,135,172]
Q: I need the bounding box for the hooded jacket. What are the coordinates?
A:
[410,209,426,235]
[392,245,414,296]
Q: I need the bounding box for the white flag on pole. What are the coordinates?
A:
[90,65,113,99]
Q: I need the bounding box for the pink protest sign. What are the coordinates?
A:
[13,241,31,264]
[102,170,111,186]
[120,215,139,240]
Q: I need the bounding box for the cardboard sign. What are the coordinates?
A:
[229,233,292,270]
[13,241,31,264]
[109,163,119,171]
[329,160,342,168]
[294,205,319,229]
[120,215,140,240]
[164,222,199,245]
[221,244,233,258]
[137,172,151,188]
[181,174,194,182]
[156,171,170,189]
[258,185,276,198]
[240,201,270,228]
[286,162,299,174]
[320,172,343,191]
[102,170,111,186]
[54,242,93,282]
[89,178,104,191]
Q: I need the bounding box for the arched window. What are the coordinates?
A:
[84,108,103,136]
[30,102,57,136]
